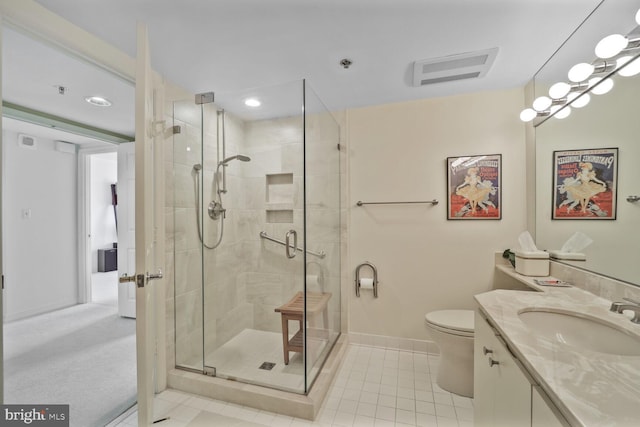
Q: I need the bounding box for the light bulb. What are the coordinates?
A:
[571,93,590,108]
[589,77,614,95]
[85,96,112,107]
[568,63,594,82]
[549,82,571,99]
[636,7,640,25]
[550,104,562,114]
[554,106,571,119]
[244,98,261,107]
[519,108,537,122]
[532,96,552,111]
[618,56,640,77]
[595,34,628,59]
[617,56,633,68]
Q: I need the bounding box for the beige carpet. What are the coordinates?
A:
[4,278,136,427]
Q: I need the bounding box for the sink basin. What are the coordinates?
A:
[518,309,640,356]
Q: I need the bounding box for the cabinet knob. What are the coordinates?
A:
[488,357,500,367]
[483,346,494,355]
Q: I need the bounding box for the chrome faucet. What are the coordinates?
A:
[610,298,640,324]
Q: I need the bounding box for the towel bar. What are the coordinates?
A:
[356,199,439,206]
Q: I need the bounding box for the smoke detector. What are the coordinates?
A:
[412,47,498,87]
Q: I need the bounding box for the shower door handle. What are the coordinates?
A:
[285,230,297,259]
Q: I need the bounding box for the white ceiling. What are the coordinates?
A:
[2,0,618,141]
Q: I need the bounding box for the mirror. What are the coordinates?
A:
[534,0,640,286]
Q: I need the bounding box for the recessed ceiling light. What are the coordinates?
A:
[244,98,261,107]
[85,96,112,107]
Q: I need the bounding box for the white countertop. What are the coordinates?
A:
[476,265,640,426]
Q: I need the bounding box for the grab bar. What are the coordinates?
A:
[356,199,439,206]
[355,261,378,297]
[259,231,326,259]
[285,230,297,259]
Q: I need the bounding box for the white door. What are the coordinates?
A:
[0,18,4,403]
[132,22,165,426]
[117,142,136,318]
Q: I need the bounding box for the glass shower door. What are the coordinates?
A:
[173,99,205,372]
[303,80,342,390]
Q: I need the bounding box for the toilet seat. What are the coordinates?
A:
[425,310,474,337]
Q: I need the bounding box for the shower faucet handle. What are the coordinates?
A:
[208,201,226,220]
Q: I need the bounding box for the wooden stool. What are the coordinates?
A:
[274,291,331,365]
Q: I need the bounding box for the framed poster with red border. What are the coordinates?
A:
[446,154,501,220]
[552,148,618,219]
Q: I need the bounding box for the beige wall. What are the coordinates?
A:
[347,87,527,340]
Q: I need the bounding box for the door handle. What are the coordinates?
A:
[285,230,297,259]
[147,269,163,281]
[119,274,137,284]
[120,270,163,288]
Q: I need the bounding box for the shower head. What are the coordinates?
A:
[219,154,251,166]
[193,163,203,171]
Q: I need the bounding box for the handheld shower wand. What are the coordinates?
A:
[220,154,251,165]
[192,154,251,250]
[218,154,251,194]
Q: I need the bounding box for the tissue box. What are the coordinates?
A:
[514,250,550,276]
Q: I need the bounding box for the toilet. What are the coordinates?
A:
[424,310,475,397]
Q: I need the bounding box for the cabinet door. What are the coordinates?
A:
[492,332,532,426]
[474,310,497,427]
[532,386,570,427]
[475,310,532,427]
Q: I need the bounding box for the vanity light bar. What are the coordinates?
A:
[520,8,640,123]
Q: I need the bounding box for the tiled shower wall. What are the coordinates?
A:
[202,111,342,359]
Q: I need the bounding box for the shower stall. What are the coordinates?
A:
[171,80,342,396]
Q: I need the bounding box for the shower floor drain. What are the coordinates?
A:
[259,362,276,371]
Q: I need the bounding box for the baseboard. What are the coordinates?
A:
[4,299,78,322]
[348,332,439,354]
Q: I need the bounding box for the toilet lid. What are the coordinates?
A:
[425,310,474,334]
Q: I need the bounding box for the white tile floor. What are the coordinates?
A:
[114,344,473,427]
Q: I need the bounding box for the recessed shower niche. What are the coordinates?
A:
[266,172,294,223]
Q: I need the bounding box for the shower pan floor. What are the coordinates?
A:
[206,328,329,393]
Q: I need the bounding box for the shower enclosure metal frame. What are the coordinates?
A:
[172,79,341,395]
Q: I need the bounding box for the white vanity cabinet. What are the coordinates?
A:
[474,309,571,427]
[474,309,532,427]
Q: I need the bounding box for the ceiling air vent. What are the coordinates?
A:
[412,47,499,87]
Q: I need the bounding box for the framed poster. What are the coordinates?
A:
[447,154,501,219]
[552,148,618,219]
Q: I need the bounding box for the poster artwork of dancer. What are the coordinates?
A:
[553,148,618,219]
[447,154,501,220]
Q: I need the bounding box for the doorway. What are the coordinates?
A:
[88,151,119,308]
[1,126,137,426]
